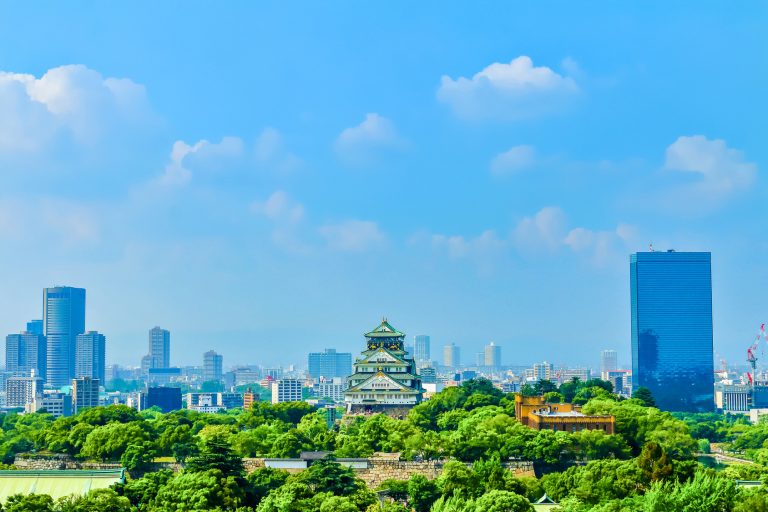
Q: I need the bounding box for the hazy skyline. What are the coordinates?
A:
[0,3,765,368]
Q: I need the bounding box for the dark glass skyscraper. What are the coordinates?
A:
[44,286,86,387]
[308,348,353,380]
[630,251,714,412]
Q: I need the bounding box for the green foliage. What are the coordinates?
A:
[295,458,360,496]
[80,422,148,461]
[473,490,533,512]
[152,468,247,511]
[4,494,55,512]
[631,387,655,407]
[117,468,174,508]
[408,473,440,512]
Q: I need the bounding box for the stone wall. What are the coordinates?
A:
[14,454,535,483]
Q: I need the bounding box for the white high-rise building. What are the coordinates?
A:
[484,342,501,369]
[272,378,303,404]
[601,349,618,379]
[443,342,460,368]
[75,331,106,382]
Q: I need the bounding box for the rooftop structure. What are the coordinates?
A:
[344,318,423,416]
[0,470,124,502]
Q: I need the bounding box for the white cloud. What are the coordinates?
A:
[664,135,756,199]
[254,127,301,173]
[490,145,536,175]
[319,220,386,252]
[157,136,244,186]
[0,64,153,155]
[0,198,100,244]
[437,56,579,121]
[334,113,404,167]
[564,223,636,267]
[251,191,304,225]
[431,230,504,260]
[512,206,567,252]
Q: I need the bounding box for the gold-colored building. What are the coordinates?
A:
[514,394,615,434]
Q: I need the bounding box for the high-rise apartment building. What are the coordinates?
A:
[443,342,460,368]
[6,331,47,380]
[484,342,501,369]
[203,350,223,383]
[272,378,303,404]
[532,361,553,381]
[75,331,106,382]
[630,251,714,412]
[44,286,86,387]
[148,327,170,369]
[600,349,618,379]
[6,372,44,407]
[414,335,431,365]
[72,377,100,413]
[308,349,353,380]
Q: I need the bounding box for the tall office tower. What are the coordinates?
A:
[44,286,86,387]
[414,335,431,365]
[5,332,47,379]
[443,342,460,368]
[631,251,714,412]
[600,349,618,379]
[308,348,353,379]
[484,342,501,369]
[148,327,170,368]
[72,377,100,413]
[26,320,43,336]
[75,331,106,382]
[203,350,223,383]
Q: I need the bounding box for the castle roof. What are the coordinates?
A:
[365,318,404,338]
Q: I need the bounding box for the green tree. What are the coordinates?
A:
[632,387,655,407]
[152,469,247,511]
[636,442,673,484]
[246,467,290,505]
[80,422,148,461]
[319,495,358,512]
[534,380,558,395]
[408,474,440,512]
[4,494,55,512]
[121,442,155,471]
[543,391,564,404]
[473,490,533,512]
[296,457,360,496]
[55,488,132,512]
[116,469,174,508]
[185,434,244,477]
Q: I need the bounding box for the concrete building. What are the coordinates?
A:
[146,386,182,413]
[203,350,223,383]
[272,378,303,404]
[514,395,615,434]
[600,349,618,379]
[5,332,47,380]
[418,366,437,384]
[532,361,553,381]
[6,373,44,407]
[72,377,100,413]
[44,286,86,387]
[308,349,352,380]
[186,392,244,412]
[75,331,105,382]
[443,342,460,368]
[484,342,501,369]
[414,335,431,366]
[148,327,170,369]
[313,377,347,402]
[26,391,72,418]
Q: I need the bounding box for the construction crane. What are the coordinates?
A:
[746,323,767,387]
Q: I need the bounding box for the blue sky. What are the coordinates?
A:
[0,2,765,369]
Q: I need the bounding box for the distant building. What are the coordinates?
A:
[308,349,352,380]
[72,377,100,413]
[272,378,303,404]
[6,332,47,380]
[6,373,44,407]
[560,368,591,383]
[26,391,72,418]
[146,387,182,413]
[203,350,223,383]
[532,361,553,381]
[148,327,170,369]
[26,320,43,336]
[44,286,86,387]
[185,392,243,412]
[75,331,106,382]
[600,350,618,379]
[484,342,501,369]
[631,251,714,412]
[418,366,437,384]
[344,318,423,415]
[243,388,258,409]
[313,377,347,402]
[147,367,182,386]
[443,343,460,368]
[232,366,261,385]
[414,335,431,366]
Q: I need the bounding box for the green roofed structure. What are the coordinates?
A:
[344,318,424,417]
[0,469,125,502]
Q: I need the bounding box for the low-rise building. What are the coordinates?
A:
[26,392,72,418]
[514,394,615,433]
[272,378,303,404]
[72,377,100,414]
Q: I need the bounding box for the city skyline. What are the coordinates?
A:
[0,4,764,368]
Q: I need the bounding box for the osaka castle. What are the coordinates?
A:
[344,318,424,416]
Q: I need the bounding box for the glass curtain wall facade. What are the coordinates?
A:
[44,287,86,387]
[630,251,714,412]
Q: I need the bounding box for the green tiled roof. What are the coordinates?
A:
[365,318,404,338]
[0,469,125,502]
